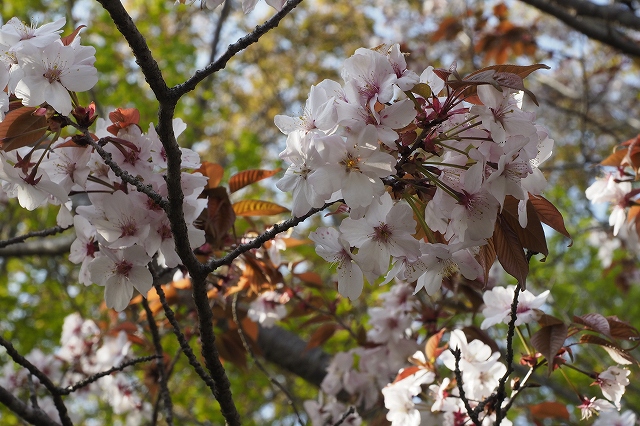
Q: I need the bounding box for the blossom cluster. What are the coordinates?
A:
[275,44,553,301]
[0,18,207,312]
[0,313,150,423]
[0,17,98,119]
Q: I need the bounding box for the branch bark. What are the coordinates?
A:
[519,0,640,57]
[0,385,61,426]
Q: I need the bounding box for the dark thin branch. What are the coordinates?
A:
[518,0,640,57]
[0,234,75,258]
[172,0,305,97]
[232,294,304,426]
[333,406,356,426]
[206,201,335,272]
[58,355,161,395]
[142,299,174,426]
[0,384,61,426]
[494,283,522,425]
[0,336,73,426]
[452,348,481,426]
[84,136,169,210]
[151,281,219,398]
[0,226,71,249]
[94,0,170,100]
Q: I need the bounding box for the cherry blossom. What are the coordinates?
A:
[480,285,550,329]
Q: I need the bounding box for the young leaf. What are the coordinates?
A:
[478,237,497,286]
[528,402,570,421]
[0,107,48,151]
[573,313,611,338]
[425,329,447,363]
[528,194,572,245]
[494,216,529,287]
[233,200,290,216]
[531,322,568,375]
[502,196,548,260]
[229,168,282,193]
[305,323,339,351]
[579,334,637,365]
[196,161,225,189]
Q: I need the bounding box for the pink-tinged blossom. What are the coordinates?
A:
[247,290,289,328]
[470,85,537,144]
[340,192,421,277]
[387,44,419,91]
[91,190,151,249]
[382,369,435,426]
[342,47,397,105]
[15,42,98,115]
[415,242,483,295]
[310,126,396,208]
[593,410,637,426]
[276,131,329,217]
[303,396,362,426]
[578,397,616,420]
[88,245,153,312]
[0,17,64,50]
[309,227,366,300]
[480,285,549,329]
[0,151,69,210]
[586,174,632,236]
[41,142,92,192]
[69,215,98,286]
[595,366,630,408]
[420,66,445,96]
[274,79,341,135]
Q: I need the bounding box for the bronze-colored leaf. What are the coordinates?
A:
[196,161,225,189]
[528,402,570,421]
[606,316,640,341]
[528,194,572,245]
[229,168,282,193]
[531,322,568,375]
[502,196,548,260]
[600,147,628,167]
[494,216,529,287]
[573,313,611,338]
[61,25,86,45]
[392,366,422,383]
[233,200,290,216]
[579,334,636,365]
[305,323,339,351]
[199,187,235,248]
[425,329,447,363]
[537,314,564,327]
[0,107,48,151]
[295,271,324,288]
[478,237,497,286]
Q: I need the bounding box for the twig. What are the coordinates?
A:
[0,336,73,426]
[142,299,174,426]
[333,406,356,426]
[27,374,39,409]
[58,355,161,395]
[232,294,304,426]
[0,226,71,249]
[452,347,481,426]
[494,283,522,425]
[206,201,336,272]
[172,0,306,98]
[151,280,219,397]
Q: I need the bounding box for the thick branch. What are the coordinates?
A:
[94,0,170,100]
[551,0,640,30]
[0,227,71,249]
[0,385,61,426]
[519,0,640,57]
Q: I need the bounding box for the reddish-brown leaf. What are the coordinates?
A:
[200,187,235,248]
[537,314,564,327]
[392,366,422,383]
[107,107,140,135]
[0,107,48,151]
[240,317,259,343]
[216,332,247,369]
[229,168,282,193]
[61,25,86,45]
[431,17,463,42]
[528,402,570,420]
[528,194,572,245]
[606,316,640,341]
[493,216,529,287]
[196,161,225,189]
[305,323,339,351]
[502,196,548,260]
[425,329,447,363]
[478,237,497,286]
[579,334,637,365]
[295,271,324,288]
[530,322,568,375]
[233,200,289,216]
[573,313,611,338]
[600,147,628,168]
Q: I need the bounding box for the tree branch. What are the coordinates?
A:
[0,227,71,249]
[519,0,640,57]
[0,384,61,426]
[549,0,640,30]
[172,0,305,98]
[0,337,73,426]
[0,234,75,258]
